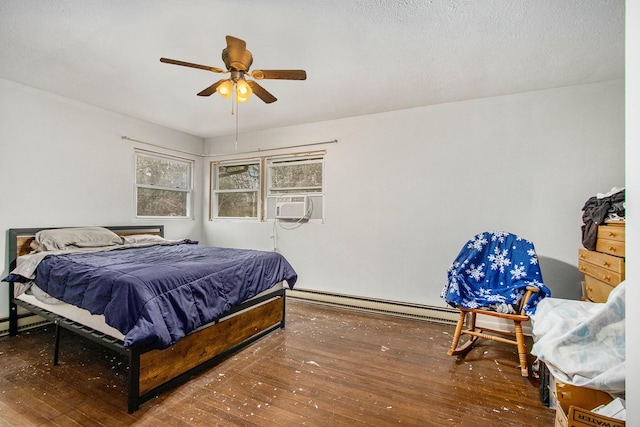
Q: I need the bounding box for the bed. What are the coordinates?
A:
[4,225,298,413]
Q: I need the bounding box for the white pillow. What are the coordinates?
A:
[35,227,123,251]
[122,234,170,244]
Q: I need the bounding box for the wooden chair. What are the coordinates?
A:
[441,231,550,377]
[447,286,540,377]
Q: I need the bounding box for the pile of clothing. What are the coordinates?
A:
[581,187,625,251]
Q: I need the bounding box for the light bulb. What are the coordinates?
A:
[236,79,252,102]
[216,80,234,99]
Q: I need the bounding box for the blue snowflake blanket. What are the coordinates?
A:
[441,231,550,315]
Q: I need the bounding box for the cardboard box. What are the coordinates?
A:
[555,382,625,427]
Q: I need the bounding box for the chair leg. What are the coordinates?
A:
[448,311,478,355]
[514,321,528,377]
[447,311,466,355]
[468,312,476,331]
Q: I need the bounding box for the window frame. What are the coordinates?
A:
[265,154,325,222]
[134,150,194,219]
[209,151,325,222]
[210,158,262,221]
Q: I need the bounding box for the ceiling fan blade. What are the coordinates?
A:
[247,80,277,104]
[251,69,307,80]
[223,35,253,71]
[160,57,226,73]
[197,79,227,96]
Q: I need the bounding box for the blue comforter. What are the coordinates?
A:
[27,242,297,349]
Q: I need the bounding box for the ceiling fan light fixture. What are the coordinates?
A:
[216,80,234,98]
[161,35,306,105]
[236,79,252,102]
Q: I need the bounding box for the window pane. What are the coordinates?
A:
[137,188,187,217]
[137,155,190,189]
[218,164,260,190]
[270,163,322,189]
[217,192,258,217]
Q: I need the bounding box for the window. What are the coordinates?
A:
[266,155,324,221]
[210,152,325,221]
[212,160,261,219]
[267,157,324,195]
[135,151,194,218]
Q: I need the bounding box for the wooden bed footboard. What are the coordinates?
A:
[6,226,288,413]
[130,288,285,413]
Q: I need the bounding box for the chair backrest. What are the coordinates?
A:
[441,231,551,315]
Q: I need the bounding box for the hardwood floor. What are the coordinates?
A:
[0,299,555,426]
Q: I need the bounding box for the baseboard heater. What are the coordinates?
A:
[286,288,459,325]
[0,313,49,337]
[286,288,532,335]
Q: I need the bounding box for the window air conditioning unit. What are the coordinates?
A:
[276,195,308,219]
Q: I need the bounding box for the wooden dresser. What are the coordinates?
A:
[578,222,625,302]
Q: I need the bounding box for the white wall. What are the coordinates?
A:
[0,78,205,318]
[204,80,625,308]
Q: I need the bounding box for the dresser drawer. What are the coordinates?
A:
[597,224,625,242]
[578,259,624,285]
[595,238,625,258]
[578,248,624,273]
[583,275,615,303]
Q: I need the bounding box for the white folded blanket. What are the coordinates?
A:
[531,281,625,394]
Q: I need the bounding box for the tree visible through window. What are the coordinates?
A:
[213,162,260,218]
[268,158,323,195]
[135,151,193,217]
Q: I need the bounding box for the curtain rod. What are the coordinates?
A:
[121,136,206,157]
[121,136,338,158]
[206,139,338,157]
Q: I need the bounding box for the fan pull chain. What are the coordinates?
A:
[231,83,236,116]
[235,101,239,151]
[234,84,239,151]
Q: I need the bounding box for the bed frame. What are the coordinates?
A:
[7,225,287,413]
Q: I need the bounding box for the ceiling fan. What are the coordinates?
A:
[160,35,306,104]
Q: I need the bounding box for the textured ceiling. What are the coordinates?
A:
[0,0,625,139]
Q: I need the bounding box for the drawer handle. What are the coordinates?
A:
[603,261,611,267]
[609,232,617,237]
[608,246,616,252]
[587,286,593,292]
[579,266,586,272]
[580,254,586,259]
[603,275,611,282]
